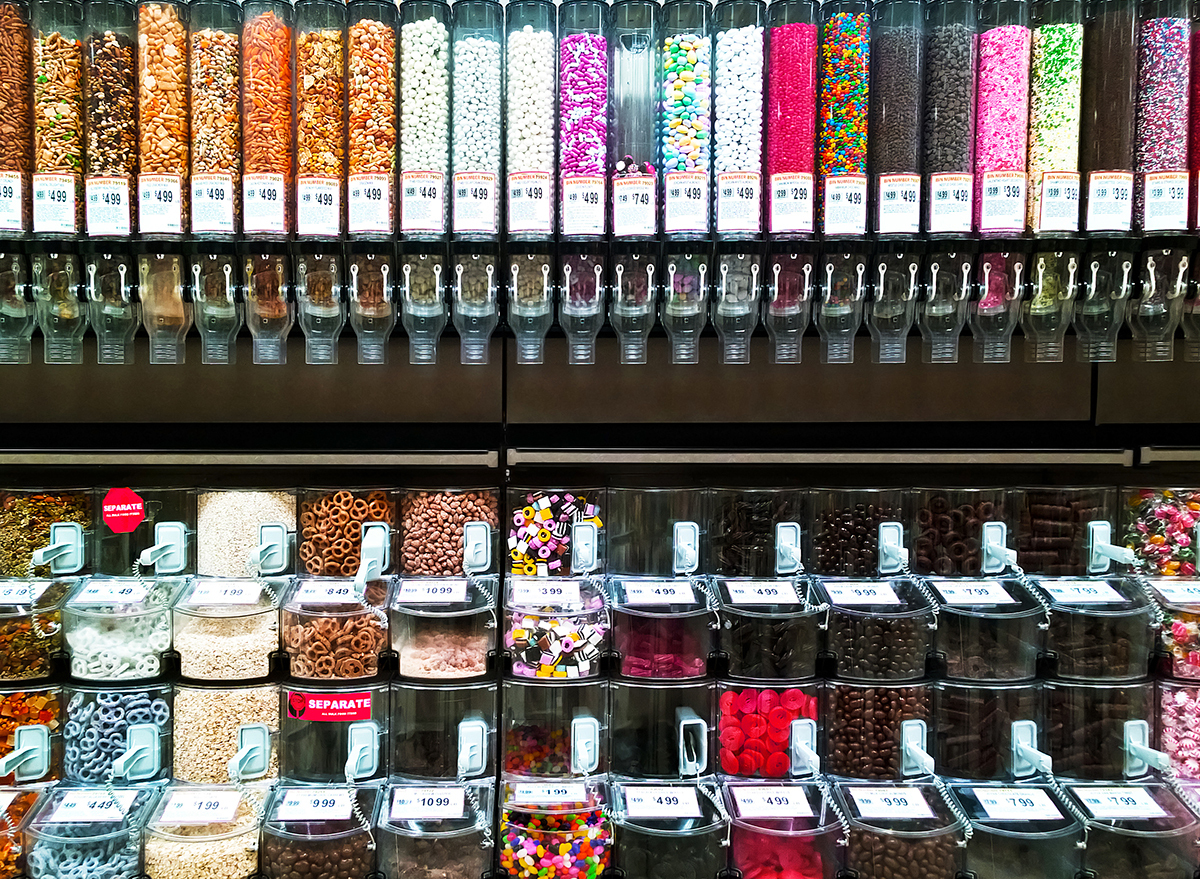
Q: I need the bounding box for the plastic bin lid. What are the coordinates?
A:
[723,780,839,836]
[1146,578,1200,614]
[145,785,264,841]
[1064,782,1200,838]
[610,576,707,615]
[64,577,186,618]
[506,575,605,612]
[1033,577,1151,616]
[716,577,814,616]
[379,781,494,838]
[928,577,1045,619]
[27,787,160,843]
[612,780,724,836]
[816,577,934,617]
[833,782,963,837]
[264,786,381,841]
[389,574,496,617]
[503,778,607,815]
[174,577,282,618]
[950,784,1080,838]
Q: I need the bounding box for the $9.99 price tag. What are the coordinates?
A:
[391,787,466,821]
[623,786,702,819]
[732,786,815,819]
[822,581,900,606]
[847,787,934,820]
[162,790,242,824]
[397,578,468,604]
[276,789,353,821]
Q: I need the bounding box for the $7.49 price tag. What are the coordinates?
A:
[162,790,242,824]
[724,580,800,605]
[732,786,815,819]
[623,786,702,819]
[276,789,353,821]
[396,579,468,604]
[390,787,466,821]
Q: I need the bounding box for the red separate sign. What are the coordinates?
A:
[286,691,372,722]
[102,487,145,534]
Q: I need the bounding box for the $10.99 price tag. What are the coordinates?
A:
[397,579,468,604]
[162,791,242,824]
[724,580,800,605]
[847,787,934,820]
[732,786,815,819]
[623,786,702,819]
[391,787,466,821]
[276,789,353,821]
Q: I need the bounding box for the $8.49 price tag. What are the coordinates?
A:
[293,581,358,603]
[732,786,815,819]
[623,786,702,819]
[391,787,466,821]
[724,580,800,605]
[162,790,242,824]
[276,789,353,821]
[822,581,900,606]
[847,787,934,820]
[396,579,468,604]
[622,580,696,606]
[510,578,582,606]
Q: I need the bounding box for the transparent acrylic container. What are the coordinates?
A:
[138,251,192,364]
[934,681,1040,780]
[1128,247,1189,361]
[932,578,1044,682]
[951,782,1083,879]
[816,0,870,238]
[297,488,398,579]
[502,678,607,777]
[389,679,496,779]
[1074,249,1135,361]
[716,578,822,680]
[835,780,965,879]
[189,0,241,239]
[190,250,242,364]
[612,779,727,879]
[1014,485,1117,577]
[818,577,935,681]
[558,0,608,239]
[242,249,293,366]
[869,0,924,238]
[717,681,819,777]
[294,0,345,241]
[241,0,294,238]
[505,0,557,241]
[390,576,495,680]
[610,678,713,778]
[970,249,1026,362]
[609,0,659,240]
[450,0,502,241]
[261,785,380,879]
[0,0,32,243]
[31,250,85,364]
[609,246,657,363]
[451,246,499,364]
[713,0,765,240]
[1149,578,1200,679]
[399,487,500,577]
[378,781,494,879]
[399,246,447,364]
[911,488,1010,578]
[814,251,867,364]
[866,251,918,363]
[281,577,388,680]
[94,487,194,577]
[606,487,707,577]
[348,247,397,364]
[824,680,933,780]
[136,0,189,239]
[1027,0,1083,236]
[399,0,450,240]
[1044,679,1154,779]
[506,486,605,578]
[0,684,61,785]
[660,0,713,239]
[1159,679,1200,779]
[172,577,281,681]
[499,780,612,879]
[62,682,171,784]
[712,250,761,363]
[346,0,396,240]
[0,787,41,879]
[143,786,264,879]
[505,575,608,679]
[661,250,709,364]
[279,681,388,783]
[0,252,34,365]
[63,577,182,681]
[0,579,75,682]
[1067,781,1200,878]
[766,0,818,238]
[918,251,974,363]
[559,248,607,365]
[0,488,92,578]
[808,488,906,578]
[508,249,555,365]
[922,0,977,236]
[83,249,137,365]
[195,488,297,579]
[764,249,814,363]
[295,248,345,365]
[83,0,136,240]
[611,576,713,679]
[25,786,158,879]
[1080,0,1136,234]
[1020,249,1079,362]
[31,0,84,238]
[725,780,841,879]
[171,682,279,784]
[1123,487,1200,576]
[1034,576,1156,680]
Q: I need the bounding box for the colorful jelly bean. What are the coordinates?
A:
[1135,14,1191,230]
[817,8,869,223]
[500,808,611,879]
[660,33,712,175]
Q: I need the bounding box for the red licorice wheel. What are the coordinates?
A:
[739,751,764,774]
[721,749,741,774]
[768,706,793,730]
[768,724,791,745]
[757,688,779,716]
[720,725,746,750]
[737,688,760,715]
[719,713,741,731]
[741,712,768,739]
[781,688,807,711]
[742,737,770,757]
[720,690,739,715]
[764,751,791,777]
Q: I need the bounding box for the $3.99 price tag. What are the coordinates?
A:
[162,790,242,824]
[972,788,1063,821]
[847,787,934,820]
[623,786,702,819]
[822,581,900,606]
[510,578,582,606]
[390,787,466,821]
[622,580,696,606]
[1143,171,1189,232]
[276,789,353,821]
[979,171,1026,233]
[49,790,137,823]
[724,580,800,605]
[732,786,815,819]
[1072,786,1167,820]
[397,579,468,604]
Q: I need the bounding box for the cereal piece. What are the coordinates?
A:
[175,604,278,680]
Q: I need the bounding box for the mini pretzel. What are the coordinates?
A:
[324,560,342,576]
[333,490,354,509]
[340,561,358,577]
[313,655,336,678]
[299,543,316,562]
[368,500,389,520]
[312,534,332,551]
[291,656,313,676]
[367,490,389,505]
[344,521,361,542]
[331,507,350,526]
[351,499,369,519]
[300,511,316,529]
[306,558,325,576]
[337,658,365,677]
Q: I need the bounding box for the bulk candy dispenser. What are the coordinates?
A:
[297,487,397,579]
[450,0,502,241]
[869,0,924,238]
[189,0,241,239]
[816,0,870,238]
[1015,485,1118,577]
[505,0,557,242]
[0,788,41,879]
[83,248,137,365]
[137,249,192,365]
[503,678,606,778]
[1123,487,1200,577]
[949,782,1084,879]
[294,0,346,241]
[764,248,814,363]
[724,779,842,879]
[260,785,381,879]
[399,0,450,240]
[611,575,713,680]
[929,576,1045,682]
[660,248,709,364]
[0,488,91,579]
[1066,781,1200,878]
[378,780,495,879]
[609,0,659,239]
[558,246,607,365]
[30,248,86,365]
[970,248,1026,362]
[0,251,34,365]
[142,785,265,879]
[1027,0,1083,236]
[295,246,346,365]
[94,487,193,578]
[1128,246,1191,361]
[346,0,396,240]
[24,786,159,879]
[834,781,967,879]
[1158,678,1200,780]
[194,488,296,579]
[390,679,496,779]
[171,682,279,784]
[1020,247,1080,362]
[1075,247,1136,361]
[62,683,171,785]
[716,682,820,777]
[281,577,389,680]
[1044,679,1154,778]
[0,0,31,242]
[280,681,388,783]
[814,250,867,363]
[910,488,1010,578]
[611,779,727,879]
[507,248,555,365]
[83,0,136,240]
[765,0,818,238]
[712,248,762,363]
[816,577,935,681]
[606,487,706,578]
[505,578,608,680]
[190,249,242,365]
[918,250,974,363]
[660,0,713,239]
[558,0,608,239]
[499,779,612,879]
[866,249,919,363]
[922,0,977,236]
[823,680,932,779]
[0,579,75,682]
[1032,576,1156,680]
[934,681,1041,780]
[241,0,294,239]
[136,0,188,239]
[171,577,281,681]
[610,678,713,778]
[242,248,294,365]
[0,685,61,785]
[1145,577,1200,679]
[451,245,500,364]
[609,245,657,364]
[808,488,905,578]
[31,0,84,238]
[347,245,397,364]
[62,577,182,681]
[713,0,765,239]
[399,244,447,364]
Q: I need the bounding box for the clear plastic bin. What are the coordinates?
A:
[726,780,840,878]
[606,488,707,577]
[94,488,194,577]
[1066,781,1200,878]
[931,577,1044,681]
[824,680,932,780]
[809,489,905,577]
[1014,486,1117,577]
[612,780,726,879]
[611,577,713,679]
[716,577,823,680]
[504,576,608,679]
[63,683,171,785]
[173,577,281,681]
[709,488,804,578]
[279,681,388,784]
[399,488,500,577]
[261,785,381,879]
[1158,678,1200,780]
[378,780,494,879]
[0,579,75,682]
[1123,487,1200,576]
[950,782,1082,879]
[610,678,713,778]
[63,577,182,681]
[502,678,607,778]
[835,781,966,879]
[1034,576,1156,680]
[0,787,42,879]
[0,489,92,578]
[506,487,604,578]
[1151,578,1200,679]
[391,575,495,680]
[390,679,496,780]
[143,785,265,879]
[24,786,158,879]
[171,683,279,784]
[911,489,1010,578]
[818,577,935,681]
[1044,679,1154,779]
[195,489,297,578]
[281,578,388,680]
[717,681,819,777]
[0,685,61,785]
[935,682,1041,781]
[297,488,398,579]
[499,780,612,879]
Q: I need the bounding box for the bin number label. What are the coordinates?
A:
[732,786,815,819]
[664,171,708,234]
[391,787,466,821]
[33,173,76,234]
[243,173,286,234]
[162,791,242,824]
[847,787,934,820]
[192,173,235,234]
[823,175,867,236]
[276,789,354,821]
[293,581,358,603]
[613,177,656,236]
[1150,581,1200,604]
[973,788,1064,821]
[623,785,702,819]
[928,173,972,234]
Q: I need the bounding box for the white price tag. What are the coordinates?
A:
[0,172,23,232]
[293,581,358,603]
[848,787,934,820]
[139,174,183,234]
[33,173,77,234]
[85,176,131,236]
[1151,581,1200,605]
[192,173,235,234]
[297,176,341,237]
[0,580,52,604]
[512,783,587,805]
[397,578,468,604]
[933,581,1017,606]
[453,171,497,234]
[390,787,466,821]
[973,788,1064,821]
[623,786,702,819]
[927,173,973,234]
[1073,786,1168,820]
[823,581,901,606]
[622,580,696,605]
[979,171,1026,233]
[732,786,815,819]
[562,175,604,236]
[74,580,150,605]
[770,172,814,234]
[613,176,656,236]
[716,171,761,234]
[162,790,242,824]
[1086,171,1133,233]
[508,171,552,234]
[664,170,708,234]
[510,578,582,606]
[1143,171,1189,232]
[186,582,263,606]
[1036,172,1079,233]
[349,172,393,235]
[725,580,801,605]
[822,175,868,236]
[876,173,920,234]
[1040,580,1127,605]
[49,790,137,823]
[275,789,353,822]
[243,173,286,234]
[402,170,445,234]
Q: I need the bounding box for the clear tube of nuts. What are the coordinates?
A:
[506,0,557,241]
[189,0,241,238]
[451,0,502,240]
[84,0,137,239]
[138,0,188,237]
[507,249,554,364]
[243,248,293,365]
[0,0,32,237]
[451,247,500,364]
[296,246,346,364]
[242,0,293,238]
[400,0,451,239]
[295,0,345,240]
[32,0,84,236]
[347,0,396,239]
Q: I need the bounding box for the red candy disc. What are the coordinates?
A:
[721,749,741,774]
[739,751,763,774]
[781,688,807,711]
[737,689,760,715]
[769,706,793,730]
[768,724,792,745]
[719,691,739,715]
[741,713,768,739]
[757,689,779,716]
[764,752,791,778]
[720,725,746,750]
[719,714,741,731]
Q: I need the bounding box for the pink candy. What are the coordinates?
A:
[974,24,1031,227]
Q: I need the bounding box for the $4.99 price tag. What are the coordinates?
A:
[933,580,1017,606]
[562,175,604,236]
[664,171,708,234]
[397,579,468,604]
[622,580,696,606]
[724,580,800,605]
[1072,786,1167,820]
[49,790,137,823]
[1151,580,1200,605]
[243,173,286,234]
[876,174,920,235]
[848,787,934,820]
[139,174,183,234]
[823,175,867,236]
[391,787,466,821]
[972,788,1064,821]
[623,786,702,819]
[162,790,242,824]
[33,173,76,234]
[822,581,900,606]
[191,173,234,235]
[927,173,972,234]
[510,578,582,606]
[276,789,353,821]
[508,171,552,234]
[0,172,23,232]
[732,786,815,819]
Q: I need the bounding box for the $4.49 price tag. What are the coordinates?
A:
[185,581,262,606]
[972,788,1064,821]
[732,786,815,819]
[623,786,702,819]
[276,789,353,821]
[49,790,137,823]
[1039,580,1126,605]
[724,580,800,605]
[510,578,582,606]
[933,580,1017,606]
[1150,580,1200,605]
[74,580,150,605]
[622,580,696,606]
[822,581,900,606]
[162,790,242,824]
[396,579,468,604]
[391,787,466,821]
[1072,786,1167,820]
[847,787,934,820]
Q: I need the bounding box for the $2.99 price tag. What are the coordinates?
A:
[510,578,582,606]
[391,787,466,821]
[276,789,353,822]
[847,787,934,820]
[972,788,1063,821]
[724,580,800,605]
[1072,786,1167,820]
[162,790,242,824]
[822,581,900,606]
[732,786,815,819]
[49,790,137,823]
[623,786,702,819]
[397,579,468,604]
[622,580,696,606]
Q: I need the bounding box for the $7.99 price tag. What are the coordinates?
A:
[623,786,702,819]
[276,789,353,821]
[1039,580,1126,605]
[1072,786,1167,820]
[972,788,1063,821]
[732,786,815,819]
[390,787,466,821]
[933,581,1017,606]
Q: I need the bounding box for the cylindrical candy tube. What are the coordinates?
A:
[1081,0,1137,233]
[346,0,396,239]
[400,0,449,239]
[713,0,764,239]
[558,0,608,238]
[765,0,817,237]
[870,0,923,236]
[1027,0,1082,234]
[1135,0,1191,232]
[817,0,869,236]
[609,0,658,239]
[84,0,136,238]
[660,0,712,238]
[138,0,189,237]
[294,0,345,240]
[923,0,977,235]
[451,0,502,240]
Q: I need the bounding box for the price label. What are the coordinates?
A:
[725,580,801,605]
[823,581,901,606]
[512,783,586,805]
[243,173,286,234]
[349,172,393,235]
[297,176,341,237]
[1143,170,1189,232]
[622,580,696,605]
[192,173,235,234]
[0,580,52,604]
[293,581,357,603]
[73,580,150,605]
[973,788,1064,821]
[770,172,814,234]
[1085,171,1133,233]
[732,786,815,819]
[562,175,604,236]
[823,175,868,236]
[623,786,702,819]
[402,170,445,234]
[162,790,242,824]
[876,173,920,235]
[453,171,497,234]
[139,173,183,234]
[33,173,77,234]
[275,789,353,822]
[716,171,761,234]
[186,582,263,606]
[0,172,23,232]
[1040,580,1127,605]
[391,786,466,821]
[508,171,552,234]
[0,792,16,815]
[1151,581,1200,605]
[49,790,137,823]
[933,581,1017,606]
[510,578,582,606]
[397,578,468,604]
[85,176,131,236]
[927,173,973,234]
[1072,786,1167,820]
[664,170,708,234]
[979,171,1026,233]
[613,176,656,236]
[848,787,934,820]
[1036,171,1079,233]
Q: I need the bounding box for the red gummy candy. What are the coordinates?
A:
[741,713,768,738]
[720,691,739,715]
[738,688,760,715]
[764,751,791,777]
[769,706,793,730]
[739,751,763,774]
[757,688,779,716]
[721,749,741,774]
[720,725,746,750]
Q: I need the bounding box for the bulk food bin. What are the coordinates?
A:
[94,488,194,577]
[606,487,707,577]
[505,576,608,679]
[1146,578,1200,679]
[724,780,841,879]
[297,488,398,579]
[24,786,159,879]
[503,678,606,778]
[0,685,61,785]
[1123,488,1200,577]
[949,782,1083,879]
[399,488,501,577]
[709,487,804,579]
[506,487,605,578]
[717,682,820,777]
[378,780,494,879]
[62,683,171,785]
[63,577,184,681]
[716,575,822,680]
[390,679,496,780]
[0,579,76,682]
[1044,679,1154,780]
[499,778,612,879]
[815,577,935,681]
[824,680,932,780]
[390,575,497,680]
[1066,781,1200,878]
[281,577,389,680]
[1032,576,1157,680]
[934,682,1041,781]
[172,683,279,784]
[0,488,92,578]
[808,489,906,577]
[611,779,726,879]
[910,488,1010,578]
[172,578,281,681]
[1160,679,1200,779]
[610,678,713,778]
[280,681,388,784]
[610,576,714,679]
[143,785,266,879]
[261,785,381,879]
[930,577,1045,682]
[833,781,966,879]
[1014,486,1118,577]
[0,787,43,879]
[194,489,297,578]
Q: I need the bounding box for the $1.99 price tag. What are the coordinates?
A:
[623,786,702,819]
[972,788,1063,821]
[49,790,137,823]
[512,783,586,805]
[186,582,262,606]
[162,791,242,824]
[510,578,582,606]
[276,789,353,822]
[724,580,800,605]
[822,581,900,606]
[847,787,934,820]
[397,578,468,604]
[622,580,696,606]
[391,787,466,821]
[732,786,815,819]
